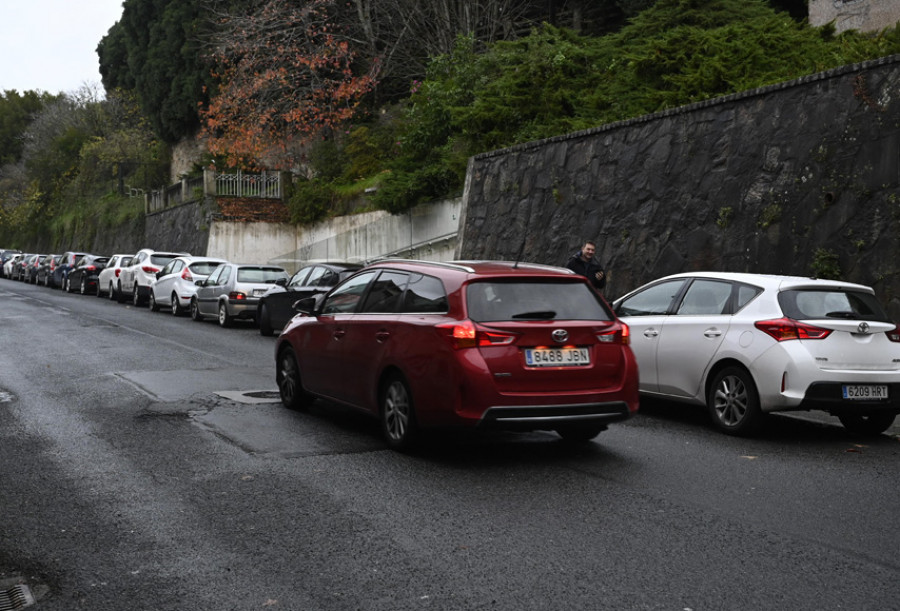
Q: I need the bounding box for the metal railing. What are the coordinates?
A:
[146,169,284,214]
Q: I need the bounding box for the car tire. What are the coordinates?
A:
[276,346,313,410]
[171,293,184,317]
[149,291,160,312]
[44,274,50,287]
[218,302,234,328]
[707,366,765,436]
[258,303,274,336]
[380,374,418,452]
[837,412,896,436]
[132,284,145,307]
[111,282,120,302]
[190,298,203,321]
[556,425,606,442]
[80,278,87,295]
[96,281,104,297]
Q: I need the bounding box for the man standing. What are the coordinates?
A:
[566,240,606,292]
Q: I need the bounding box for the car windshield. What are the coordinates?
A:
[778,289,891,322]
[237,267,287,283]
[150,254,179,266]
[190,262,222,275]
[466,280,613,322]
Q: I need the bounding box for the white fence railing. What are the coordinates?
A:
[146,169,284,214]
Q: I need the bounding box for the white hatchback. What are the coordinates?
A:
[613,272,900,436]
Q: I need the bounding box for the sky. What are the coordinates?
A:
[0,0,125,96]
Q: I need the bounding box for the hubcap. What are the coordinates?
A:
[279,354,297,403]
[383,382,410,441]
[714,375,748,426]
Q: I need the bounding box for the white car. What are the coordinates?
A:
[97,254,134,301]
[119,248,189,307]
[3,254,23,278]
[613,272,900,436]
[149,256,227,316]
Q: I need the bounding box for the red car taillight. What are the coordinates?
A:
[115,269,122,277]
[142,266,159,274]
[597,322,630,345]
[886,326,900,342]
[228,292,247,300]
[181,268,194,281]
[755,318,832,341]
[438,319,517,349]
[85,266,96,271]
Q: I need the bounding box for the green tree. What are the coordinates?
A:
[97,0,215,143]
[0,90,59,165]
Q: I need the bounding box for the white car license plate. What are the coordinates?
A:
[253,289,267,297]
[842,385,889,400]
[524,347,590,367]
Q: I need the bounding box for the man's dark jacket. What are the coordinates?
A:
[566,252,606,290]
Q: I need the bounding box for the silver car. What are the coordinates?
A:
[149,256,228,316]
[190,263,288,327]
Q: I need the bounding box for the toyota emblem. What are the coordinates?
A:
[857,322,870,334]
[552,329,569,343]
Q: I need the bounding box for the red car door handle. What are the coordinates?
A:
[375,330,390,343]
[332,329,346,340]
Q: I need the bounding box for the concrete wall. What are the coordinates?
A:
[809,0,900,34]
[457,55,900,317]
[205,197,462,273]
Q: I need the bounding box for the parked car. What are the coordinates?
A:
[97,254,134,300]
[149,256,227,315]
[65,255,110,295]
[11,254,35,281]
[22,254,45,283]
[0,249,22,278]
[36,255,60,287]
[191,263,288,327]
[2,254,24,279]
[119,248,189,306]
[257,262,363,336]
[612,272,900,436]
[275,260,639,450]
[53,251,90,289]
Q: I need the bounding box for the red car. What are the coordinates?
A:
[275,260,639,450]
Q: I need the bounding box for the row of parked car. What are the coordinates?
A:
[4,247,900,450]
[0,247,361,334]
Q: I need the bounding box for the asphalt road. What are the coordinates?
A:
[1,278,898,610]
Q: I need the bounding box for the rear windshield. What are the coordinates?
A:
[236,268,288,283]
[466,280,613,322]
[190,262,222,275]
[150,254,178,266]
[779,289,890,322]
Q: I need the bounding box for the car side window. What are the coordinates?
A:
[288,268,312,288]
[735,284,762,312]
[218,266,232,285]
[676,280,732,315]
[317,269,338,287]
[304,267,327,287]
[402,274,448,313]
[321,271,377,315]
[206,266,224,285]
[617,280,686,316]
[359,272,409,313]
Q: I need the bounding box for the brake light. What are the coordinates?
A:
[115,269,122,277]
[755,318,832,341]
[141,266,159,274]
[886,326,900,342]
[597,322,630,345]
[438,319,517,349]
[228,292,246,300]
[85,266,96,271]
[181,268,194,281]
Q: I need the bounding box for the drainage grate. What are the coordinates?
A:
[0,584,35,610]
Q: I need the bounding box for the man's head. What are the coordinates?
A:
[581,241,596,260]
